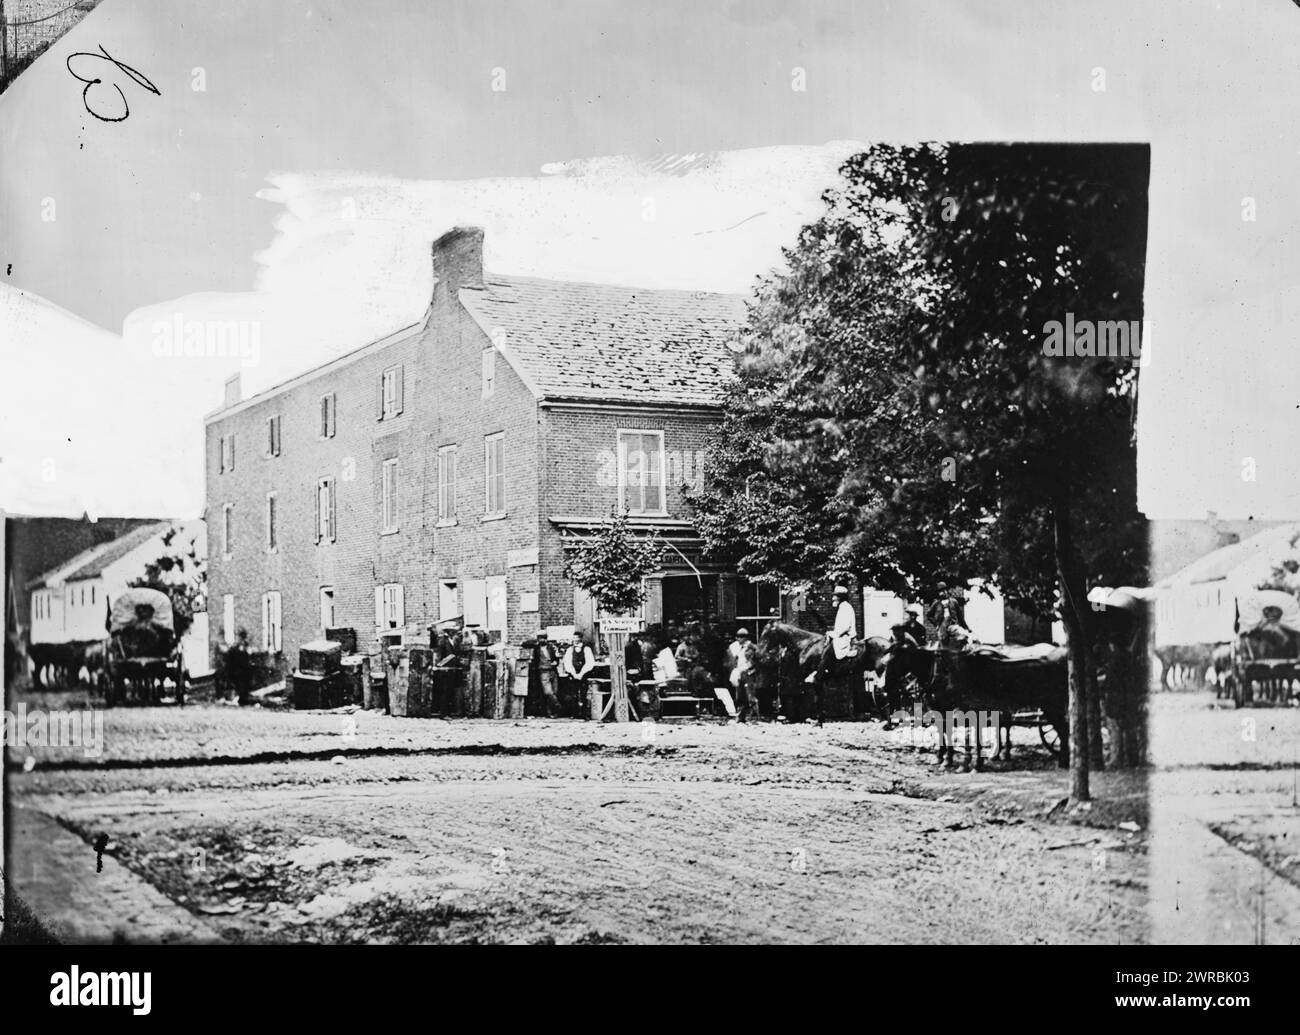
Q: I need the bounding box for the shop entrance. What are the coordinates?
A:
[661,573,718,628]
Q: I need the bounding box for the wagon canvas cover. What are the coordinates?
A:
[1236,589,1300,636]
[108,587,176,634]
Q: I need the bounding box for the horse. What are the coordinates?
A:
[923,646,1069,770]
[758,622,892,725]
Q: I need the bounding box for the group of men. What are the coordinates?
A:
[827,582,976,717]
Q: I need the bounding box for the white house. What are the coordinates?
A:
[862,579,1006,643]
[27,520,209,673]
[1153,522,1300,646]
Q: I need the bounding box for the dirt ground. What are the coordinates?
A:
[7,698,1150,944]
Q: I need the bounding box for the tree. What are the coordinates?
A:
[127,525,207,639]
[561,509,664,615]
[562,510,663,722]
[691,144,1150,800]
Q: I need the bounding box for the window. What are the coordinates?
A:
[320,393,336,438]
[222,503,233,557]
[460,577,507,638]
[223,594,235,645]
[463,578,487,628]
[320,587,336,631]
[266,414,281,457]
[437,445,457,524]
[617,429,666,515]
[484,432,505,515]
[438,579,458,621]
[316,477,336,542]
[219,432,235,473]
[481,347,496,399]
[736,577,782,634]
[261,591,282,652]
[376,583,405,630]
[266,493,278,551]
[379,365,404,419]
[381,458,399,533]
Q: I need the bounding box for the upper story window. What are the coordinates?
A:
[481,347,496,399]
[484,432,505,517]
[320,392,336,438]
[218,432,235,473]
[266,414,282,457]
[316,477,337,542]
[379,365,404,420]
[222,502,234,558]
[437,445,457,525]
[617,429,666,515]
[381,458,399,533]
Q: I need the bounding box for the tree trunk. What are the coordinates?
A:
[1053,489,1091,803]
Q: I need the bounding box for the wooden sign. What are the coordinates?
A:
[600,615,642,634]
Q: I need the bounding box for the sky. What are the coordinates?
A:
[1,0,1299,523]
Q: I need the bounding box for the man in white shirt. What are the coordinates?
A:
[831,585,857,661]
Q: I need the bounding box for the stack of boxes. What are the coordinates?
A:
[292,639,343,709]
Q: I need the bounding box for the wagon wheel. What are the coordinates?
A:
[1038,721,1061,757]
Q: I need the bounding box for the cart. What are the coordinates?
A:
[1227,589,1300,708]
[102,587,186,706]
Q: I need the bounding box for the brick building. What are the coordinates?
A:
[203,227,791,673]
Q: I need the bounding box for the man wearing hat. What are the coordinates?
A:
[830,585,858,663]
[902,604,928,648]
[724,626,759,721]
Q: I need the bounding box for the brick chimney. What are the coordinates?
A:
[432,226,485,303]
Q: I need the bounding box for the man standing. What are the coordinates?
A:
[724,627,759,721]
[226,627,253,706]
[558,632,594,715]
[533,631,562,716]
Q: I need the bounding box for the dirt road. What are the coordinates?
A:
[8,705,1147,944]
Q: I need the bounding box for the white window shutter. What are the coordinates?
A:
[329,479,337,540]
[395,585,405,627]
[272,593,282,651]
[395,365,404,415]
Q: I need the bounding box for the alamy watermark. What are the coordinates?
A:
[4,704,104,758]
[594,449,706,490]
[885,703,1002,747]
[151,312,261,368]
[1042,313,1150,365]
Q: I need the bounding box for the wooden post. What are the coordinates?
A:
[608,630,630,723]
[598,615,641,722]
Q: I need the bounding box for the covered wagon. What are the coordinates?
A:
[103,587,186,706]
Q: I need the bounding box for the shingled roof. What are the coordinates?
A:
[27,522,172,589]
[458,275,747,408]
